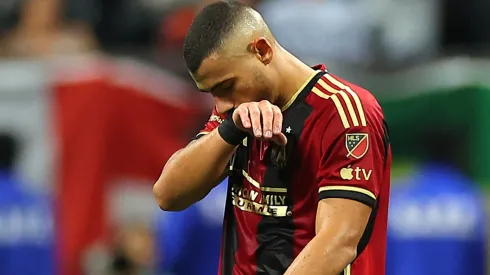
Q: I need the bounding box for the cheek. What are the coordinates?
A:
[234,83,268,103]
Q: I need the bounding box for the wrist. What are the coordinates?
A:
[218,117,247,146]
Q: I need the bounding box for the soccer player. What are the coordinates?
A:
[153,1,391,275]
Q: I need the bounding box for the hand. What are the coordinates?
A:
[232,100,287,145]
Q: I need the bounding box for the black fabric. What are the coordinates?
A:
[218,116,248,146]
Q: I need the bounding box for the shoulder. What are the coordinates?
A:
[306,73,384,130]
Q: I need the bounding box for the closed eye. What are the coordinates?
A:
[220,81,234,91]
[212,79,235,95]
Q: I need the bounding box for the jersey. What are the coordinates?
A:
[0,172,55,275]
[196,65,391,275]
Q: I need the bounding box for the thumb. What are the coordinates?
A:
[271,133,287,146]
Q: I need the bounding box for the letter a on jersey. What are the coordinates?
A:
[345,133,369,159]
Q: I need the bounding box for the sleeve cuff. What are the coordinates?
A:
[318,186,376,208]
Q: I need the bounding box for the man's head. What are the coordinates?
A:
[183,0,280,114]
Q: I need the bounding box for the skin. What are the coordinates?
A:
[153,6,372,275]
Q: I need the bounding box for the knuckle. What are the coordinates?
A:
[249,108,260,116]
[235,105,244,113]
[236,108,245,116]
[262,105,273,113]
[259,100,271,106]
[248,102,259,110]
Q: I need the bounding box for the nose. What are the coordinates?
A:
[214,97,235,114]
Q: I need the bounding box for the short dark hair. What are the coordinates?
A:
[183,0,250,73]
[0,133,17,171]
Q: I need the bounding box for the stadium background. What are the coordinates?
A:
[0,0,488,274]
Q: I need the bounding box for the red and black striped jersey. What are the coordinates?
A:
[196,65,391,275]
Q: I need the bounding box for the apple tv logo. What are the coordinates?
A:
[340,166,372,181]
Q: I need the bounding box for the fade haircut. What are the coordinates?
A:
[183,0,251,73]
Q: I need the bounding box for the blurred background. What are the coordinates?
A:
[0,0,488,274]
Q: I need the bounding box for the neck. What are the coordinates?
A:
[273,48,316,109]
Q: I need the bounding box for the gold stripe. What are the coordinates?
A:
[242,170,288,193]
[311,86,331,100]
[330,95,350,129]
[324,74,366,127]
[261,186,287,193]
[312,87,350,128]
[318,186,376,200]
[242,170,260,189]
[344,264,351,275]
[318,79,359,127]
[282,70,321,111]
[198,131,209,136]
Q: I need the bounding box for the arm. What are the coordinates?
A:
[154,129,235,211]
[286,107,389,274]
[284,199,371,275]
[154,101,286,211]
[153,107,234,211]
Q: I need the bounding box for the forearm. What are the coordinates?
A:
[153,129,236,211]
[284,233,356,275]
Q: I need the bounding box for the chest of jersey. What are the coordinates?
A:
[228,102,319,218]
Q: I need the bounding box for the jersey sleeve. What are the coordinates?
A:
[194,106,227,140]
[317,114,388,208]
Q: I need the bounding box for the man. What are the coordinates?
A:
[153,1,391,275]
[0,134,54,275]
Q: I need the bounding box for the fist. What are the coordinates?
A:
[232,100,287,145]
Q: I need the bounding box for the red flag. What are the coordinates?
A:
[51,58,205,275]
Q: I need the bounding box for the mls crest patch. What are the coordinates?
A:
[345,133,369,159]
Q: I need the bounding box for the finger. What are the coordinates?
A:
[248,104,262,138]
[237,107,251,129]
[271,105,283,135]
[259,102,274,138]
[271,133,288,146]
[278,133,288,145]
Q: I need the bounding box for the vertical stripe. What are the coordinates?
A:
[323,74,367,127]
[222,139,252,274]
[330,94,351,128]
[311,86,350,129]
[318,79,359,127]
[256,73,319,274]
[221,175,239,274]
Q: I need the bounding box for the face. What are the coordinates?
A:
[191,38,277,114]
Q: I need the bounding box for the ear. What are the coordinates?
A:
[251,37,273,65]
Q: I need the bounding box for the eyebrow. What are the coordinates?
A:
[199,78,233,93]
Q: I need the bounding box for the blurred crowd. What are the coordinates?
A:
[0,0,489,275]
[0,0,489,66]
